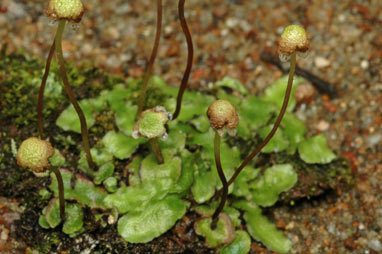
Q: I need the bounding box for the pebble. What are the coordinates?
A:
[226,17,239,28]
[294,83,316,104]
[114,3,131,15]
[213,6,228,18]
[106,54,122,69]
[366,134,381,148]
[105,27,120,40]
[81,43,94,55]
[5,0,26,18]
[327,222,336,234]
[360,60,369,69]
[0,226,9,241]
[164,25,173,36]
[314,56,330,68]
[317,120,330,131]
[368,239,382,251]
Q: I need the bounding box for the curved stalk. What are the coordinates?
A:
[149,137,164,164]
[137,0,163,117]
[227,52,296,185]
[55,19,96,170]
[212,52,297,200]
[172,0,194,120]
[210,132,228,229]
[51,166,65,220]
[37,39,56,139]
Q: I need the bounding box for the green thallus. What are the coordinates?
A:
[16,137,65,220]
[37,0,96,170]
[132,106,171,164]
[210,25,310,214]
[207,99,239,228]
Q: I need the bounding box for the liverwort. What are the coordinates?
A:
[206,99,239,228]
[43,0,96,170]
[132,106,171,164]
[17,137,65,220]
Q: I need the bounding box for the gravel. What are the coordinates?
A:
[1,0,382,253]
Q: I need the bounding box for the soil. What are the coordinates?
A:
[1,0,382,253]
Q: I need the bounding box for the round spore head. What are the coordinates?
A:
[207,99,239,136]
[278,25,309,56]
[134,107,170,139]
[46,0,85,23]
[17,137,55,173]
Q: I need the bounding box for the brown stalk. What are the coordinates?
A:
[210,132,228,229]
[51,166,65,220]
[137,0,163,117]
[212,52,297,200]
[55,19,96,170]
[37,39,56,139]
[172,0,194,120]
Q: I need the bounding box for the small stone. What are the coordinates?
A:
[166,41,179,57]
[317,120,329,131]
[108,214,117,224]
[360,60,369,69]
[106,54,122,69]
[286,221,295,230]
[105,27,120,40]
[0,227,9,241]
[368,239,382,251]
[213,7,228,18]
[294,83,316,104]
[62,40,77,53]
[7,1,26,18]
[81,43,93,55]
[276,220,286,229]
[366,134,381,147]
[164,25,173,36]
[314,56,330,68]
[345,236,358,250]
[338,14,346,22]
[226,18,239,28]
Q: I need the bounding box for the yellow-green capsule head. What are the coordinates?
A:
[46,0,85,23]
[278,25,309,61]
[16,137,55,173]
[132,106,171,140]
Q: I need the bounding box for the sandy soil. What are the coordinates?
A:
[1,0,382,253]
